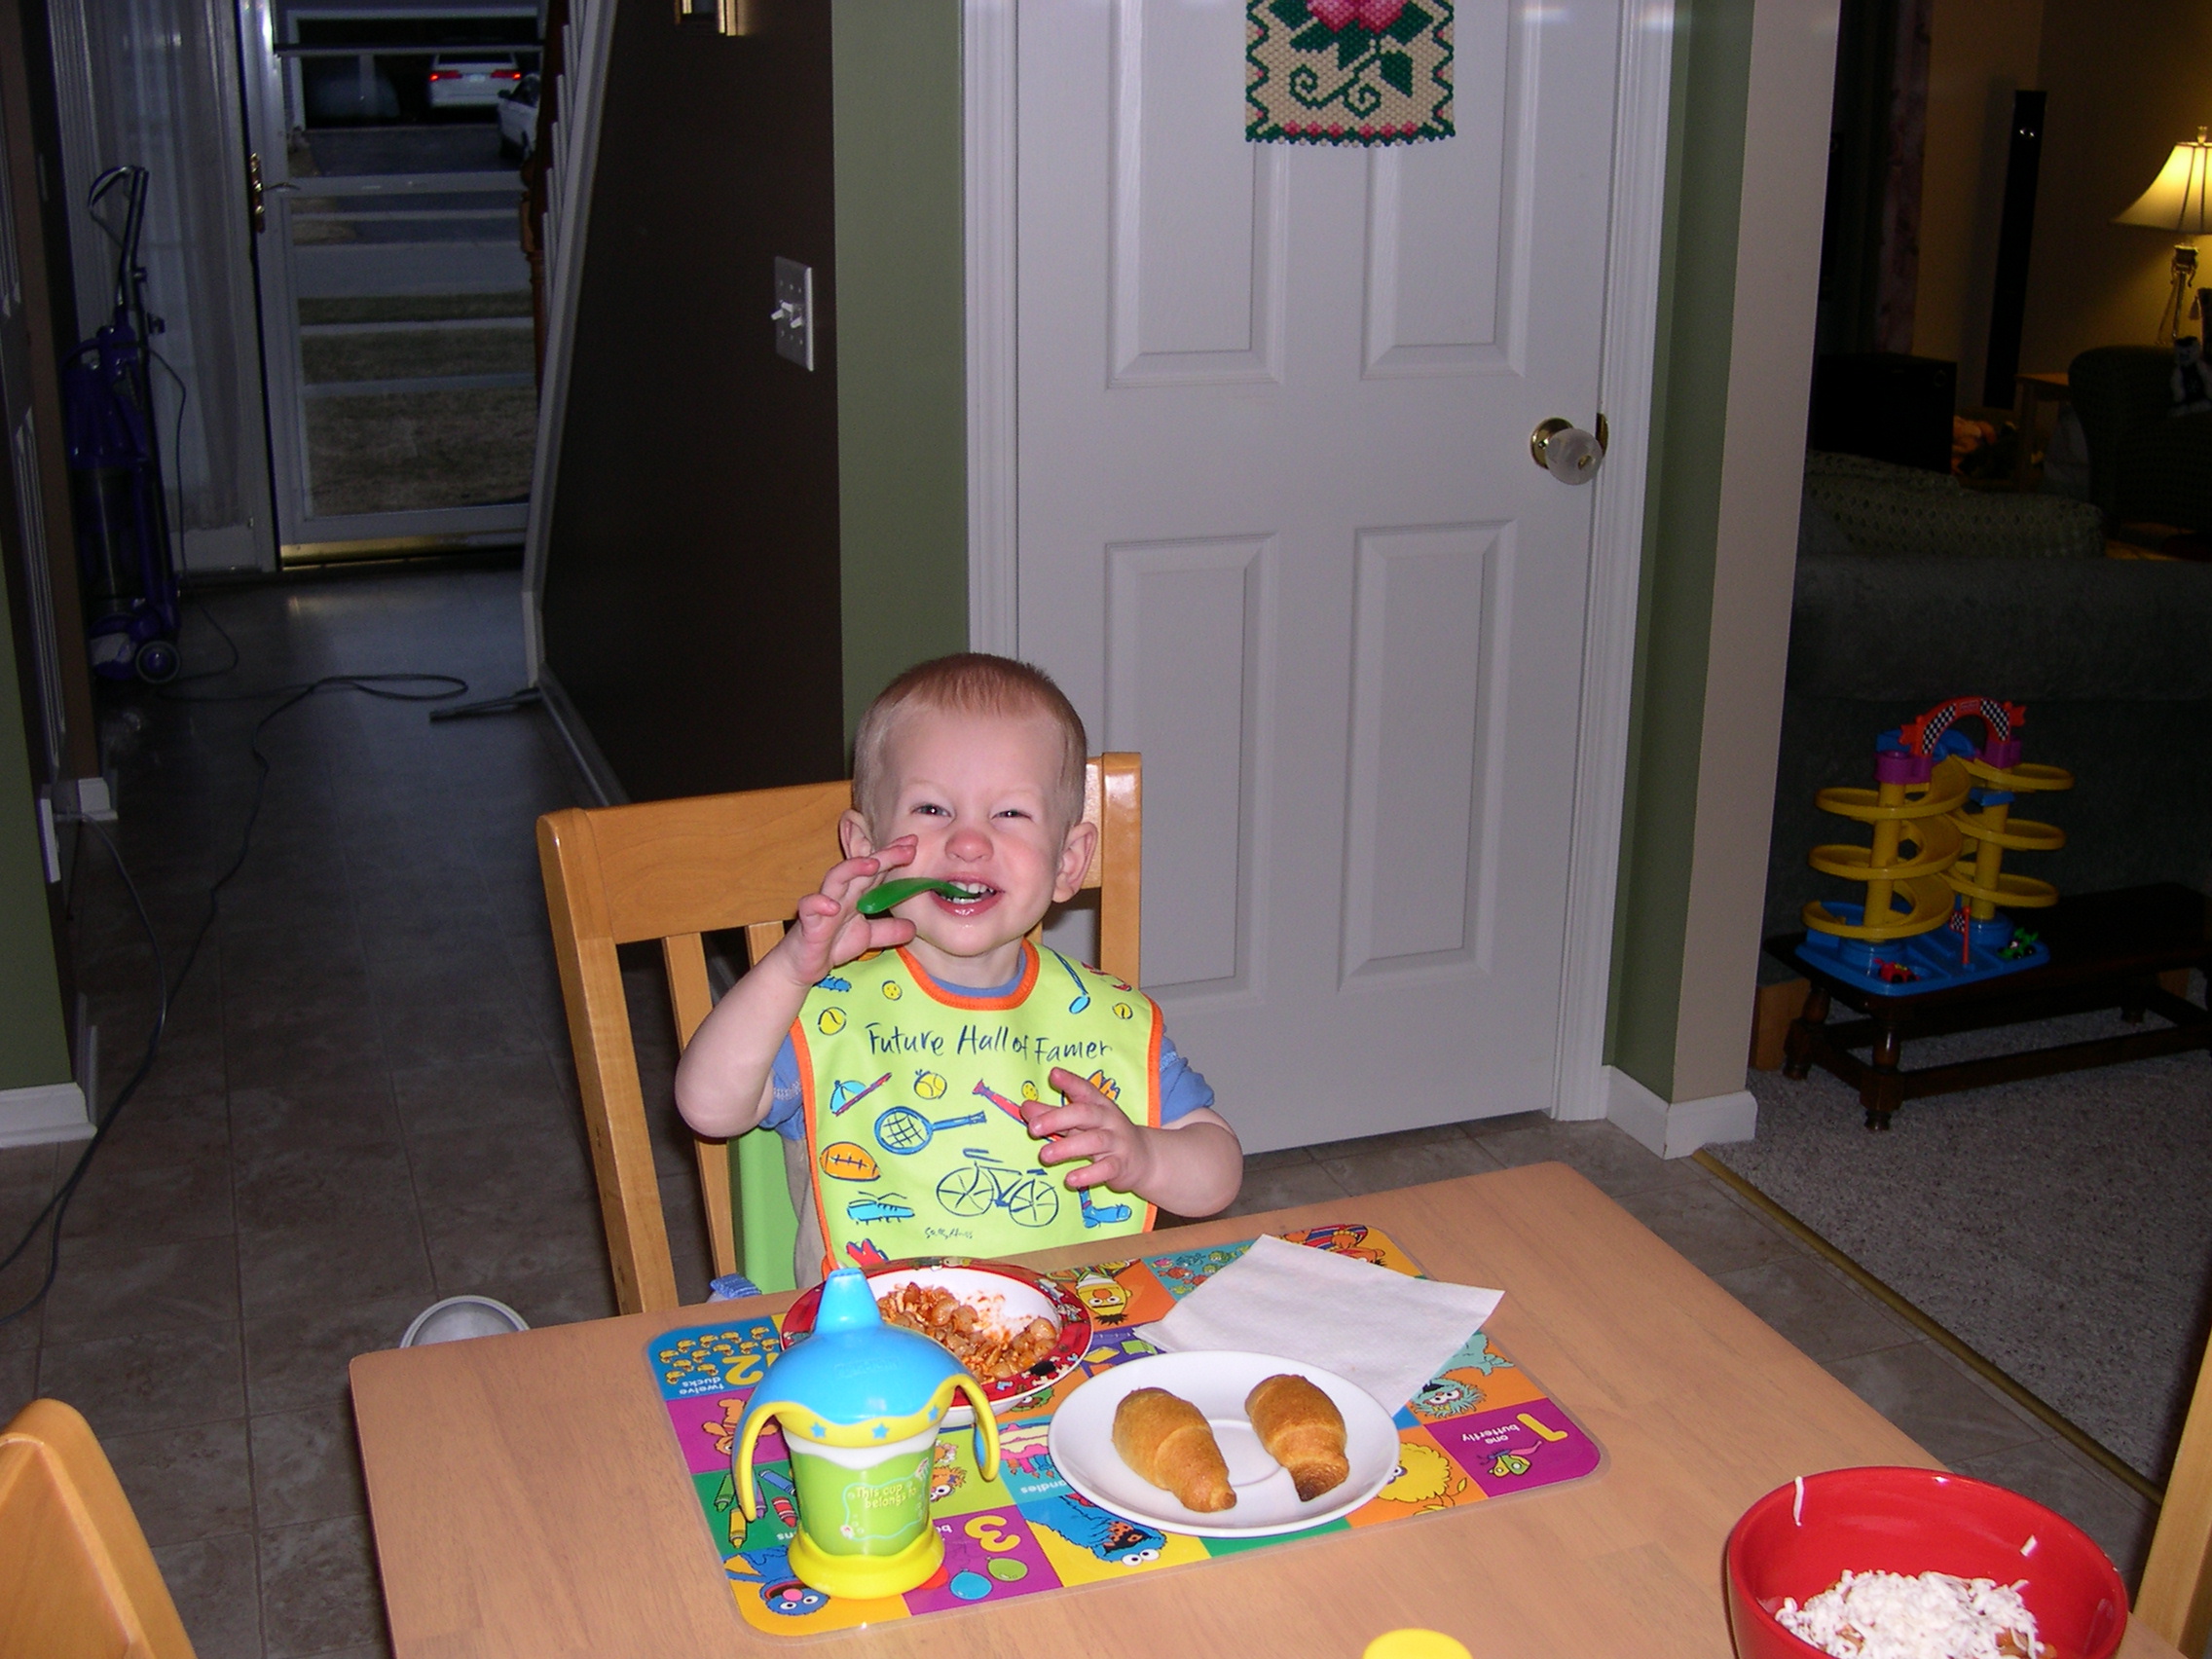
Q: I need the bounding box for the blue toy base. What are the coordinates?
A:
[1797,903,2050,995]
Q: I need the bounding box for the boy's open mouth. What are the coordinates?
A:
[932,881,998,914]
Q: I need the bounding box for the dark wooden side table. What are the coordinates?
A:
[2010,370,2070,489]
[1764,883,2212,1128]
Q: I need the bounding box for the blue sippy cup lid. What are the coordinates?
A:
[756,1269,975,1431]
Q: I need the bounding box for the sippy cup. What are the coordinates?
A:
[734,1269,1002,1600]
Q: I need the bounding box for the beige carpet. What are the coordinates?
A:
[1720,997,2212,1483]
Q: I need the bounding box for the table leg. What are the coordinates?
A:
[1784,985,1830,1081]
[2121,977,2149,1024]
[1862,1024,1902,1130]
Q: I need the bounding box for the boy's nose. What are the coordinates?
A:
[943,824,992,861]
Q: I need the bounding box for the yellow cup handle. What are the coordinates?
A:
[956,1378,1000,1483]
[731,1399,782,1523]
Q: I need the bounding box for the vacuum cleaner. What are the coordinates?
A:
[62,165,181,684]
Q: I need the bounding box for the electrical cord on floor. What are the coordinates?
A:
[146,346,190,580]
[0,821,166,1324]
[0,610,471,1323]
[167,596,240,683]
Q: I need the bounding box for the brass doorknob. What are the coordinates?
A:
[1530,415,1609,484]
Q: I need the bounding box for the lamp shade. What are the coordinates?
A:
[2117,128,2212,233]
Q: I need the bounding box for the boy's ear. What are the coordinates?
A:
[1051,819,1099,904]
[838,810,876,860]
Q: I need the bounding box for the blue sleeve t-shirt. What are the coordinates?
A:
[762,958,1214,1140]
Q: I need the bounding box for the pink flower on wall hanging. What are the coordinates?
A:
[1246,0,1454,145]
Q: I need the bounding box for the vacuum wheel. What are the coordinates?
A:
[134,639,180,683]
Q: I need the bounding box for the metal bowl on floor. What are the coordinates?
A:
[400,1295,530,1347]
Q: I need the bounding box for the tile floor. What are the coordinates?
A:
[0,567,2161,1657]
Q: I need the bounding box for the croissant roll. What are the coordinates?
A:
[1244,1373,1349,1501]
[1112,1387,1235,1512]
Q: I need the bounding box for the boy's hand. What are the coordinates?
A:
[773,837,920,990]
[1024,1067,1156,1194]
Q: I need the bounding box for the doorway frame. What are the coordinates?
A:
[960,0,1677,1123]
[236,0,537,563]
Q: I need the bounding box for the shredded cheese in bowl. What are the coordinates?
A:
[1776,1569,2043,1659]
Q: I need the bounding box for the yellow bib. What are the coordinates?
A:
[792,941,1159,1272]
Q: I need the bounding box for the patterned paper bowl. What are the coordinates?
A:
[1725,1466,2126,1659]
[781,1258,1092,1422]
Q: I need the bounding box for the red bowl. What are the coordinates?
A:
[1725,1467,2126,1659]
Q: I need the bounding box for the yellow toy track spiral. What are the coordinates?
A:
[1942,756,2073,920]
[1803,756,1972,941]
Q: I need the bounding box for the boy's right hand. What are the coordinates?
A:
[773,836,920,990]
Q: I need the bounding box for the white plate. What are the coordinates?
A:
[1046,1350,1398,1537]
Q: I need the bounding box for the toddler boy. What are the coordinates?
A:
[675,652,1242,1285]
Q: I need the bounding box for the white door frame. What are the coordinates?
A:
[962,0,1676,1123]
[520,0,620,699]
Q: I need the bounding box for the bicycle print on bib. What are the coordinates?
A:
[793,943,1161,1270]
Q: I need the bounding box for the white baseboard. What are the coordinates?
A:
[0,1082,95,1148]
[183,522,267,573]
[1604,1065,1756,1160]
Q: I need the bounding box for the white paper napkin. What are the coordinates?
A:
[1136,1234,1502,1413]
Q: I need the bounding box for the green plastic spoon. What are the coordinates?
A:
[855,877,986,916]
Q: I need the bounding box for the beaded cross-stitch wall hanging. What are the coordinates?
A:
[1246,0,1454,146]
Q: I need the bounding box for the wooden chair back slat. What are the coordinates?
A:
[0,1399,197,1659]
[660,933,728,1274]
[2138,1326,2212,1653]
[537,756,1142,1314]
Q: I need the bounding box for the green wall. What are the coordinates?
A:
[0,559,71,1091]
[1603,0,1755,1099]
[830,0,969,749]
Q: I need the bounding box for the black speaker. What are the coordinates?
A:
[1982,90,2046,407]
[1810,352,1959,473]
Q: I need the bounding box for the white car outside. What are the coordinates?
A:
[497,73,539,160]
[427,54,521,110]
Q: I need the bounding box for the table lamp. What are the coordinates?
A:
[2116,127,2212,343]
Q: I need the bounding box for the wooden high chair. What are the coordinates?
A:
[0,1398,197,1659]
[2138,1325,2212,1655]
[537,755,1142,1314]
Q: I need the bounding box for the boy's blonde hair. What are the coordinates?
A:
[852,653,1088,832]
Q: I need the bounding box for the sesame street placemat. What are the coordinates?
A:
[1247,0,1455,145]
[649,1223,1601,1637]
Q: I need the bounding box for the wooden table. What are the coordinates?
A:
[351,1164,2180,1657]
[1768,882,2212,1128]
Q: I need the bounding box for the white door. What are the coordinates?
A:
[1015,0,1621,1150]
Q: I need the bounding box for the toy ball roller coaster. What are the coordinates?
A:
[1796,695,2074,995]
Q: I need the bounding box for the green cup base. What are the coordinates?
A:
[787,1525,942,1601]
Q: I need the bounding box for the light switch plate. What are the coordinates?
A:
[772,256,813,370]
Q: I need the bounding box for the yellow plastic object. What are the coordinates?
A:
[1803,756,1973,941]
[1945,756,2074,921]
[1363,1633,1474,1659]
[788,1525,943,1603]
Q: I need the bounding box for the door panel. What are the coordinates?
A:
[1341,521,1503,977]
[1017,0,1620,1149]
[1109,0,1287,384]
[1103,534,1272,995]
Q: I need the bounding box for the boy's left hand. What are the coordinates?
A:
[1024,1067,1153,1193]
